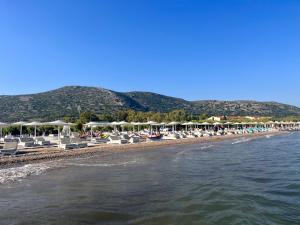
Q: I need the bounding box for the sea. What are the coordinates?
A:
[0,132,299,225]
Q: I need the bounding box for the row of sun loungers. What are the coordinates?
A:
[0,127,275,156]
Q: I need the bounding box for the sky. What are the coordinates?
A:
[0,0,300,106]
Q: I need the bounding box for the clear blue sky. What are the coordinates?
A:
[1,0,300,106]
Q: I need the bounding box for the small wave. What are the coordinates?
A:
[64,160,142,168]
[265,135,273,138]
[231,138,251,145]
[176,145,214,156]
[200,145,214,150]
[0,162,60,184]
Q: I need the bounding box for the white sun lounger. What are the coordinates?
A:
[0,142,18,156]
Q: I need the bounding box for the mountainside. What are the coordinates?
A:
[0,86,299,122]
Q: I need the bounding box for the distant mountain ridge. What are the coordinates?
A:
[0,86,299,122]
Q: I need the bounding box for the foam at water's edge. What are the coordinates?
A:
[0,162,61,184]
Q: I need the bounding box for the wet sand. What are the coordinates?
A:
[0,130,283,168]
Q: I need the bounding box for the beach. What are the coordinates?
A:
[0,130,283,168]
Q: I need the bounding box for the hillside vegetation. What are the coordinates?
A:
[0,86,299,122]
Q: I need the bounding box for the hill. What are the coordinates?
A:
[0,86,299,122]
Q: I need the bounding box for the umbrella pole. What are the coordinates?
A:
[91,126,93,141]
[35,126,37,138]
[20,125,22,136]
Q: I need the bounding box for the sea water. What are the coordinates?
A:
[0,133,299,225]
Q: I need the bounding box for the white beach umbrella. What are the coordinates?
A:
[85,121,102,127]
[85,122,101,141]
[47,120,69,126]
[224,121,231,129]
[118,121,129,132]
[12,121,27,136]
[233,122,241,129]
[146,121,157,134]
[182,122,194,131]
[47,120,70,138]
[118,121,129,126]
[167,121,180,131]
[146,121,157,125]
[133,122,144,132]
[24,121,44,137]
[110,121,119,131]
[182,122,189,131]
[85,122,99,137]
[201,122,210,130]
[130,122,138,131]
[168,121,180,125]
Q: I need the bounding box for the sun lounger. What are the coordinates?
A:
[59,137,88,150]
[71,138,88,148]
[107,135,128,144]
[59,137,77,150]
[0,142,18,155]
[18,137,35,147]
[35,137,51,146]
[129,136,140,143]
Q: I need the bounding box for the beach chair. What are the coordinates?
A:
[129,135,140,143]
[18,137,35,147]
[92,137,108,143]
[59,137,77,150]
[35,137,51,146]
[107,135,128,144]
[0,142,18,156]
[71,138,88,148]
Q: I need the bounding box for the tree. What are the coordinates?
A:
[79,112,99,124]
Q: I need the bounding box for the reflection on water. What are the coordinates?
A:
[0,133,300,225]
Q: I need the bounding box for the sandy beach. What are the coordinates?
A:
[0,130,284,168]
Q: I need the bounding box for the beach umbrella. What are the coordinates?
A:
[187,122,196,130]
[233,122,241,129]
[130,122,137,131]
[201,122,210,130]
[110,121,120,131]
[24,121,44,137]
[182,122,194,131]
[241,122,248,128]
[85,122,101,140]
[12,121,27,136]
[146,121,157,134]
[47,120,70,139]
[182,122,189,131]
[213,122,222,131]
[168,121,180,131]
[224,122,231,129]
[159,122,166,131]
[118,121,128,132]
[131,122,142,132]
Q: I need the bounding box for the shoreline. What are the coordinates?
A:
[0,130,285,169]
